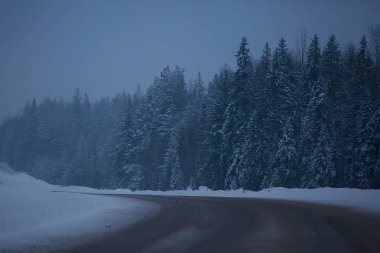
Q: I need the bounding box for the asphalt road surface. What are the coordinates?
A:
[64,195,380,253]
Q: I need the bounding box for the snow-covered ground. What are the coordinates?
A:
[105,186,380,213]
[1,164,380,252]
[0,165,158,253]
[67,182,380,214]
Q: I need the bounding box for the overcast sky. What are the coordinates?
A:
[1,0,380,120]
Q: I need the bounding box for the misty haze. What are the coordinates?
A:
[1,0,380,252]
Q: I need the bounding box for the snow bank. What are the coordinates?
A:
[0,164,158,253]
[87,186,380,214]
[132,187,380,213]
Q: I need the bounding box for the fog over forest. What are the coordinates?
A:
[1,28,379,190]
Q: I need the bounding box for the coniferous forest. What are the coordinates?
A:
[1,30,380,190]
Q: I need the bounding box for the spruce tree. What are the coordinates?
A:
[197,66,233,189]
[223,36,254,189]
[239,43,272,190]
[262,38,300,188]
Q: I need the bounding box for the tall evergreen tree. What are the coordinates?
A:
[197,66,233,189]
[239,43,272,190]
[262,38,299,189]
[353,36,375,188]
[320,34,346,186]
[223,36,254,189]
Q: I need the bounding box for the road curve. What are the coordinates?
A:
[63,195,380,253]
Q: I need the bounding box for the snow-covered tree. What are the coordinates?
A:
[197,66,233,189]
[223,36,254,189]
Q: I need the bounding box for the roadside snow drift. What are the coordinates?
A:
[0,165,158,253]
[109,186,380,213]
[68,182,380,214]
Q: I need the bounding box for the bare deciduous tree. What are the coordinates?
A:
[369,25,380,69]
[295,27,308,68]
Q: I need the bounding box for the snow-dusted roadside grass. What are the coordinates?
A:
[0,165,158,253]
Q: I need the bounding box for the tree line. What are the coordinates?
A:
[1,28,379,190]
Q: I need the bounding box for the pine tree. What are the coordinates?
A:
[239,43,272,190]
[268,38,294,119]
[305,34,321,94]
[320,34,345,186]
[322,34,342,100]
[177,72,206,189]
[300,34,322,175]
[362,106,380,188]
[164,131,185,190]
[353,36,375,188]
[197,66,233,189]
[64,135,95,186]
[264,117,298,188]
[13,99,38,172]
[301,75,336,187]
[261,38,300,188]
[304,124,335,188]
[114,94,135,187]
[223,37,254,189]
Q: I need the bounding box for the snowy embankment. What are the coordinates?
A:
[63,182,380,214]
[76,186,380,214]
[60,176,380,214]
[0,165,158,253]
[106,186,380,213]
